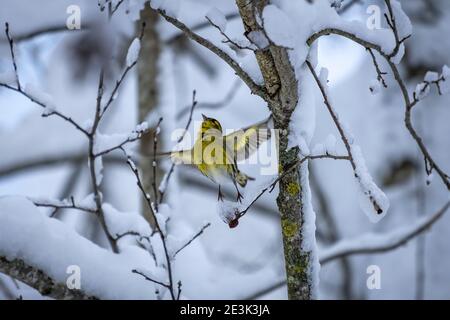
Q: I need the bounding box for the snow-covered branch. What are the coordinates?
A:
[320,201,450,264]
[306,1,450,191]
[306,61,389,222]
[0,196,157,299]
[0,256,95,300]
[154,7,268,100]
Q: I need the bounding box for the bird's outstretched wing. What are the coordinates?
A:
[224,116,272,162]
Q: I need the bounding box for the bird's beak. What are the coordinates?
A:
[202,114,208,121]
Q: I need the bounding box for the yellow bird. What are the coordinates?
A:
[171,114,271,202]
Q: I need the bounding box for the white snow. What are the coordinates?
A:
[24,83,56,111]
[369,80,381,95]
[390,0,413,39]
[424,71,439,82]
[94,156,103,186]
[79,194,97,211]
[324,134,337,156]
[247,31,270,50]
[299,162,320,298]
[352,145,389,223]
[206,7,227,32]
[94,122,148,155]
[149,0,180,18]
[0,196,158,299]
[414,82,430,101]
[0,69,16,86]
[217,200,240,227]
[126,38,141,67]
[103,203,152,240]
[262,5,296,49]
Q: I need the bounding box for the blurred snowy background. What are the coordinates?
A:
[0,0,449,299]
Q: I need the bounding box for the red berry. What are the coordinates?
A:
[228,219,239,228]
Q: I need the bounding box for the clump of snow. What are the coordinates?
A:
[441,65,450,94]
[424,71,439,82]
[79,194,97,211]
[390,43,405,65]
[324,134,337,155]
[311,143,325,156]
[390,0,413,39]
[94,156,103,185]
[262,5,296,48]
[82,119,94,133]
[217,201,240,228]
[149,0,180,18]
[103,203,152,240]
[414,82,430,101]
[155,203,171,234]
[206,7,227,32]
[299,162,320,298]
[126,38,141,67]
[288,65,316,149]
[24,83,56,110]
[247,30,269,49]
[352,145,389,223]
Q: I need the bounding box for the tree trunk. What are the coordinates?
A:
[235,0,313,299]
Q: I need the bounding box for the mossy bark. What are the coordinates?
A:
[236,0,313,299]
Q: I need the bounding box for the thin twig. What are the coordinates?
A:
[5,23,20,90]
[131,269,170,289]
[32,196,97,214]
[205,16,255,51]
[101,22,146,117]
[155,9,267,100]
[173,223,211,258]
[367,48,388,88]
[122,148,176,300]
[159,91,198,203]
[237,154,350,219]
[152,118,163,210]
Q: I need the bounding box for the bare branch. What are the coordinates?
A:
[173,223,211,258]
[1,24,90,137]
[101,23,146,117]
[131,269,170,289]
[5,23,20,90]
[205,16,255,51]
[367,48,387,88]
[31,196,97,214]
[155,9,267,100]
[237,154,350,221]
[122,148,176,300]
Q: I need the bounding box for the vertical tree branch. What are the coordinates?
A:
[138,4,161,224]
